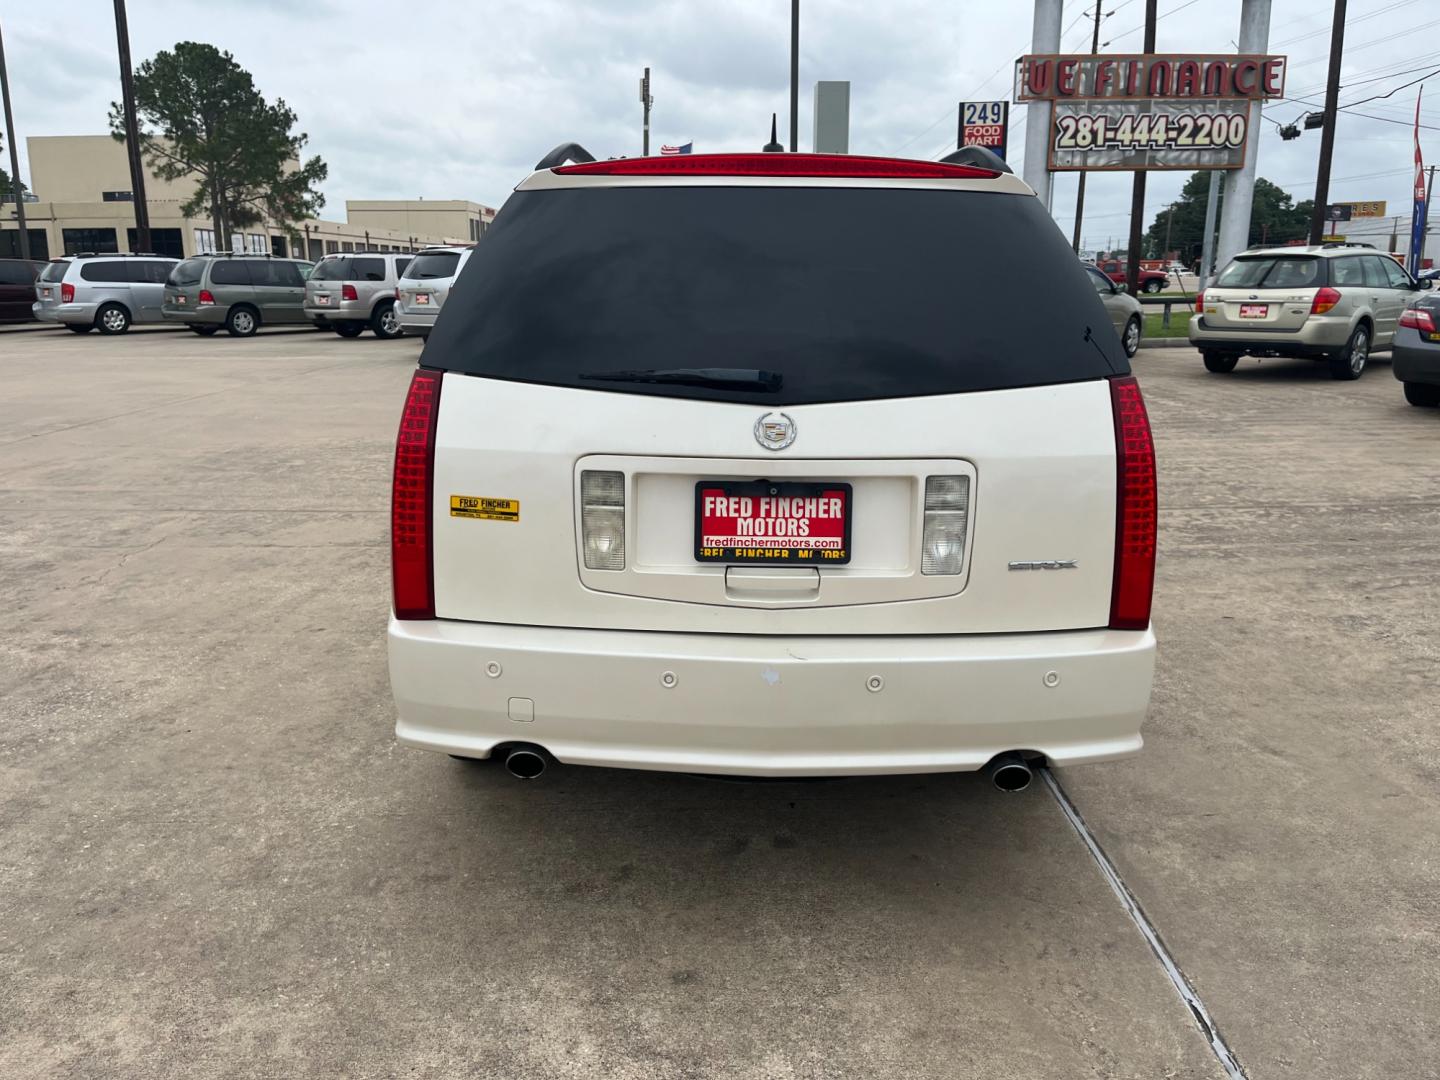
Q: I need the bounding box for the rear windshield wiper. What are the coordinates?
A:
[579,367,783,392]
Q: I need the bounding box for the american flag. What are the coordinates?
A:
[659,142,693,155]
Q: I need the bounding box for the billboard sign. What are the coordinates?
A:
[1014,53,1287,172]
[959,100,1009,160]
[1327,200,1387,221]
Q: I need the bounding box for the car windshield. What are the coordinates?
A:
[310,257,353,281]
[40,261,70,283]
[1216,256,1323,289]
[423,186,1127,406]
[404,252,461,280]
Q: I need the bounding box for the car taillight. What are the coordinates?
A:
[342,284,358,301]
[580,470,626,570]
[198,289,215,306]
[921,475,969,575]
[554,152,999,180]
[60,283,74,303]
[1311,287,1341,315]
[394,287,401,301]
[1194,290,1204,312]
[391,369,442,619]
[1108,376,1157,632]
[1399,307,1437,332]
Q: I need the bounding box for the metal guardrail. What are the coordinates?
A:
[1139,294,1196,329]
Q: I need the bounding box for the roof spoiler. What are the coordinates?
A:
[535,142,597,170]
[938,146,1012,175]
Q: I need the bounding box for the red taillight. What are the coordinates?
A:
[391,369,442,619]
[1108,376,1157,632]
[60,282,74,303]
[1194,290,1204,313]
[1311,287,1341,315]
[342,284,358,301]
[394,287,401,301]
[198,289,215,306]
[1399,307,1437,332]
[553,152,1000,180]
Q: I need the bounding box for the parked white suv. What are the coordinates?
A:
[394,246,471,339]
[387,147,1158,787]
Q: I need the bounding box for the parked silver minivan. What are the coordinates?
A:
[303,251,412,338]
[32,254,180,334]
[395,246,472,338]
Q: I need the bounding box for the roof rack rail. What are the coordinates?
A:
[938,145,1012,175]
[1320,240,1375,249]
[534,142,597,170]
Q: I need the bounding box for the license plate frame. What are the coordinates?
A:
[1239,303,1269,319]
[414,293,430,305]
[316,294,330,305]
[694,480,852,565]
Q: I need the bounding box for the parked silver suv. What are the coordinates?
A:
[32,254,179,334]
[304,251,412,339]
[1190,243,1428,380]
[395,246,472,339]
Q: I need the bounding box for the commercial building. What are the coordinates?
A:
[1,135,497,261]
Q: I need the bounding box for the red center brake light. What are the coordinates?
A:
[1108,376,1157,631]
[342,284,358,301]
[392,369,443,619]
[553,152,1000,180]
[60,282,75,303]
[1399,307,1436,332]
[1311,287,1341,315]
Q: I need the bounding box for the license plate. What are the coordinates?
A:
[414,293,430,305]
[40,288,51,298]
[695,481,852,564]
[1239,304,1269,318]
[1428,332,1440,343]
[316,294,330,305]
[175,294,186,305]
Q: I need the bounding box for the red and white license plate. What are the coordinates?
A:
[316,294,330,305]
[1239,303,1269,319]
[40,288,51,298]
[414,293,430,305]
[695,481,852,564]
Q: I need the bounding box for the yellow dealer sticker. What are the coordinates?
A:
[450,495,520,522]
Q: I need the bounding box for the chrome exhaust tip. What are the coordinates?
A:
[985,753,1034,793]
[503,747,548,780]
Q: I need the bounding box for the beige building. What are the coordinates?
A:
[2,135,498,262]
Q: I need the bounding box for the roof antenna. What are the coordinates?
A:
[763,113,784,153]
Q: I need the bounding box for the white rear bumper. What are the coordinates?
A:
[388,618,1154,776]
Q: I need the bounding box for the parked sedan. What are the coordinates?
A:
[0,258,44,322]
[1085,263,1144,357]
[1393,288,1440,407]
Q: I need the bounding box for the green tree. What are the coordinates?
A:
[0,164,26,196]
[109,42,326,250]
[1145,172,1314,266]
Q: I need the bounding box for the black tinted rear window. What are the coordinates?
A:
[40,261,70,283]
[170,259,206,286]
[311,257,352,280]
[1216,256,1324,289]
[425,187,1125,405]
[404,252,461,279]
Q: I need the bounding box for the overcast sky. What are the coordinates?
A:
[3,0,1435,249]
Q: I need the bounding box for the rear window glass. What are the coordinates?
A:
[404,252,461,280]
[79,261,128,283]
[41,261,70,283]
[209,260,251,286]
[170,259,206,286]
[424,187,1127,405]
[1216,256,1323,289]
[311,257,352,280]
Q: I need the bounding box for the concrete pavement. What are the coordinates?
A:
[0,325,1434,1078]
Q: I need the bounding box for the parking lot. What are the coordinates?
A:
[1,325,1435,1079]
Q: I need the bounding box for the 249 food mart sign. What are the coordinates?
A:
[1015,53,1287,171]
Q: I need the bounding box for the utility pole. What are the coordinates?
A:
[1307,0,1347,245]
[1199,171,1221,287]
[1071,2,1106,253]
[1423,165,1437,270]
[0,16,31,260]
[112,0,150,253]
[1125,0,1158,297]
[789,0,799,152]
[640,68,652,156]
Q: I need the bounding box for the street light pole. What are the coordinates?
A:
[640,68,652,156]
[113,0,150,253]
[0,16,32,259]
[1307,0,1347,245]
[789,0,799,152]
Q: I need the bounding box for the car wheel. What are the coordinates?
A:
[1143,279,1163,294]
[64,324,93,334]
[1203,350,1239,373]
[1403,381,1440,407]
[371,301,401,339]
[95,303,131,335]
[188,325,219,336]
[225,306,259,337]
[333,323,365,338]
[1329,325,1369,380]
[1122,315,1142,358]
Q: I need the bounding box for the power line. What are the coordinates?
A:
[1291,16,1440,66]
[1101,0,1201,47]
[1271,0,1417,47]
